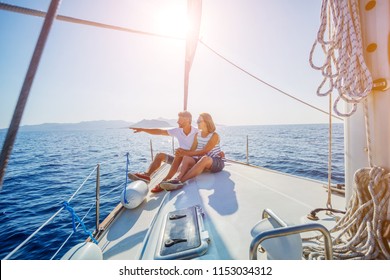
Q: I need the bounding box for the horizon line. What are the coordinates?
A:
[0,119,344,131]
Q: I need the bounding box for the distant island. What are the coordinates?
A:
[0,118,177,132]
[130,119,172,128]
[0,117,230,132]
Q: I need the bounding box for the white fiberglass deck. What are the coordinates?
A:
[98,160,345,260]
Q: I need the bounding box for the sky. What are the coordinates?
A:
[0,0,342,129]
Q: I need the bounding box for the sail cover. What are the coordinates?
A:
[183,0,202,111]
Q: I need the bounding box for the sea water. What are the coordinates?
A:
[0,123,344,259]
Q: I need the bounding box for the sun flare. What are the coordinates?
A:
[156,6,189,38]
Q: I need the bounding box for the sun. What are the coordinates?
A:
[156,5,189,38]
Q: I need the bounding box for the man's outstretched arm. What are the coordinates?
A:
[129,127,169,136]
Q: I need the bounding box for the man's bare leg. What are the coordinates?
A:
[162,156,183,181]
[144,152,166,176]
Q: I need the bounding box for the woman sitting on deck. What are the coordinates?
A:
[160,112,225,191]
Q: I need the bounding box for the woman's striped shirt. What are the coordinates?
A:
[195,132,223,158]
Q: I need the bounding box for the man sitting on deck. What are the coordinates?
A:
[128,111,198,193]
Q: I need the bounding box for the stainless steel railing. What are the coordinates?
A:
[95,164,101,234]
[250,208,333,260]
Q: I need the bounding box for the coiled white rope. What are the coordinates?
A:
[305,0,390,259]
[304,167,390,259]
[309,0,373,117]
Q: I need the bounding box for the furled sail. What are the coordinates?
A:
[183,0,202,111]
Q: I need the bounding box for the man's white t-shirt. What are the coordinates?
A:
[167,126,198,150]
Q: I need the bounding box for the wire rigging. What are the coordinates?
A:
[199,39,343,121]
[0,0,61,189]
[0,2,184,40]
[0,1,343,122]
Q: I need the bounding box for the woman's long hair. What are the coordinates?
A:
[200,112,216,133]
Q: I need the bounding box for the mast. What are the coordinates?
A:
[345,0,390,205]
[183,0,202,111]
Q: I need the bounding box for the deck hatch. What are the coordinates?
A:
[155,205,209,260]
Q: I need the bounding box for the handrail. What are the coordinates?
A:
[95,164,100,234]
[262,208,288,227]
[246,135,249,164]
[150,139,154,161]
[250,209,333,260]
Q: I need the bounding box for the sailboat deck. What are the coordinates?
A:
[98,161,345,260]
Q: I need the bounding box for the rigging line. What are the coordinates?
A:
[199,39,343,121]
[100,182,125,199]
[51,201,95,260]
[327,92,333,209]
[0,0,61,189]
[4,206,64,260]
[0,2,184,41]
[326,9,333,210]
[67,165,98,203]
[51,229,75,260]
[5,164,97,259]
[9,167,101,260]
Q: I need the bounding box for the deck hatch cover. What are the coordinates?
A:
[155,205,209,260]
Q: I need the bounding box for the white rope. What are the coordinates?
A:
[303,167,390,259]
[309,0,373,117]
[304,0,389,259]
[326,92,333,209]
[363,99,373,167]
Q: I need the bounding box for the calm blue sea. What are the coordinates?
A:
[0,123,344,260]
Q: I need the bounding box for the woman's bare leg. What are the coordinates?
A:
[180,156,213,182]
[176,156,196,180]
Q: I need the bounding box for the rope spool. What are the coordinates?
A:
[303,167,390,259]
